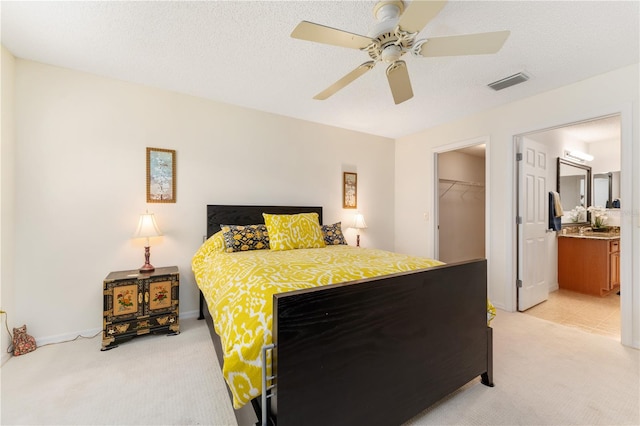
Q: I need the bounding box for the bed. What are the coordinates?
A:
[193,205,494,426]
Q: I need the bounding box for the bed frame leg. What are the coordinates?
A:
[481,326,494,387]
[251,396,275,426]
[198,291,205,320]
[250,399,262,426]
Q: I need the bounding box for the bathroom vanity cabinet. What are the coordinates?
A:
[558,234,620,296]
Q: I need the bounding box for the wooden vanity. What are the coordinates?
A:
[558,232,620,296]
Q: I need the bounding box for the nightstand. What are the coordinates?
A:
[102,266,179,350]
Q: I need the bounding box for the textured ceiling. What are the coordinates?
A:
[1,1,639,139]
[526,115,621,146]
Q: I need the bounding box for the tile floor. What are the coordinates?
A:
[524,288,620,339]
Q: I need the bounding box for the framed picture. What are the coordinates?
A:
[343,172,357,209]
[147,147,176,203]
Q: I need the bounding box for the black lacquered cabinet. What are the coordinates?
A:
[102,266,179,350]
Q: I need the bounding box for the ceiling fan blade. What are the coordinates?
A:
[291,21,374,50]
[314,61,376,100]
[386,61,413,105]
[398,1,448,33]
[417,30,510,57]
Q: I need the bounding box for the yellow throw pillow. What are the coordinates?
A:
[263,212,326,251]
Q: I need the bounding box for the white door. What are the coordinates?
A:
[517,138,549,311]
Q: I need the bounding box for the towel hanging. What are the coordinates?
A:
[548,192,562,231]
[552,191,564,217]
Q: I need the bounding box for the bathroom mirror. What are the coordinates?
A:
[593,173,612,207]
[557,158,591,224]
[594,171,620,208]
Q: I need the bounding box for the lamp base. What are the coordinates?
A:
[139,263,155,273]
[139,245,155,273]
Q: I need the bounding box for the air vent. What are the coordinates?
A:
[488,72,529,91]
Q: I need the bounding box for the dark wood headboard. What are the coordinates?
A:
[206,205,323,238]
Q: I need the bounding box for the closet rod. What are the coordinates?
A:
[439,178,485,187]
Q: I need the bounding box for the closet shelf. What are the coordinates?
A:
[439,179,485,198]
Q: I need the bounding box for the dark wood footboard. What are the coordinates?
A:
[273,259,490,426]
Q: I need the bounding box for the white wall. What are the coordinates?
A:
[589,138,621,175]
[1,46,17,364]
[8,58,395,343]
[4,54,639,349]
[395,64,639,347]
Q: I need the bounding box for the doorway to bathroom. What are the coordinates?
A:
[435,140,487,263]
[515,114,621,339]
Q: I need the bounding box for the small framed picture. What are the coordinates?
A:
[147,147,176,203]
[343,172,357,209]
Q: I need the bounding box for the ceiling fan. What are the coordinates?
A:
[291,0,510,105]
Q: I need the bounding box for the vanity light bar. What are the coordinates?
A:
[564,150,594,163]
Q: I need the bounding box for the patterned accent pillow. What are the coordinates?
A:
[321,222,347,245]
[220,224,270,253]
[263,212,326,251]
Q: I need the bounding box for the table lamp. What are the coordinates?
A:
[133,210,162,273]
[353,212,367,248]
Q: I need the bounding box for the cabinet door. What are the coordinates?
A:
[610,251,620,289]
[104,279,144,322]
[144,274,178,316]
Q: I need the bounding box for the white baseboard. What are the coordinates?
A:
[28,310,201,348]
[35,327,102,347]
[31,311,201,348]
[180,310,200,319]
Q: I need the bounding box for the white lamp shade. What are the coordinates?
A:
[133,212,163,239]
[353,213,368,230]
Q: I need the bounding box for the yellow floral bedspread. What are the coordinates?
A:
[192,232,473,409]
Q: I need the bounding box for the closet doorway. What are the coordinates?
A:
[436,142,487,263]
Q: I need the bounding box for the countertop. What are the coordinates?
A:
[559,231,620,240]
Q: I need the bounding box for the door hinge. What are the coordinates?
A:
[516,153,523,161]
[516,216,522,225]
[516,279,523,288]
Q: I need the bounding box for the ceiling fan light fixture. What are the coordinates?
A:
[381,45,402,62]
[487,71,530,91]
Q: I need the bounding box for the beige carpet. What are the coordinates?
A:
[1,312,638,426]
[405,311,638,425]
[1,317,237,426]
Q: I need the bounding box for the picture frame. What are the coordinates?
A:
[147,147,176,203]
[343,172,357,209]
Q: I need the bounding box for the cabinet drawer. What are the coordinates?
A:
[104,313,178,338]
[148,312,179,330]
[610,240,620,253]
[104,318,146,338]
